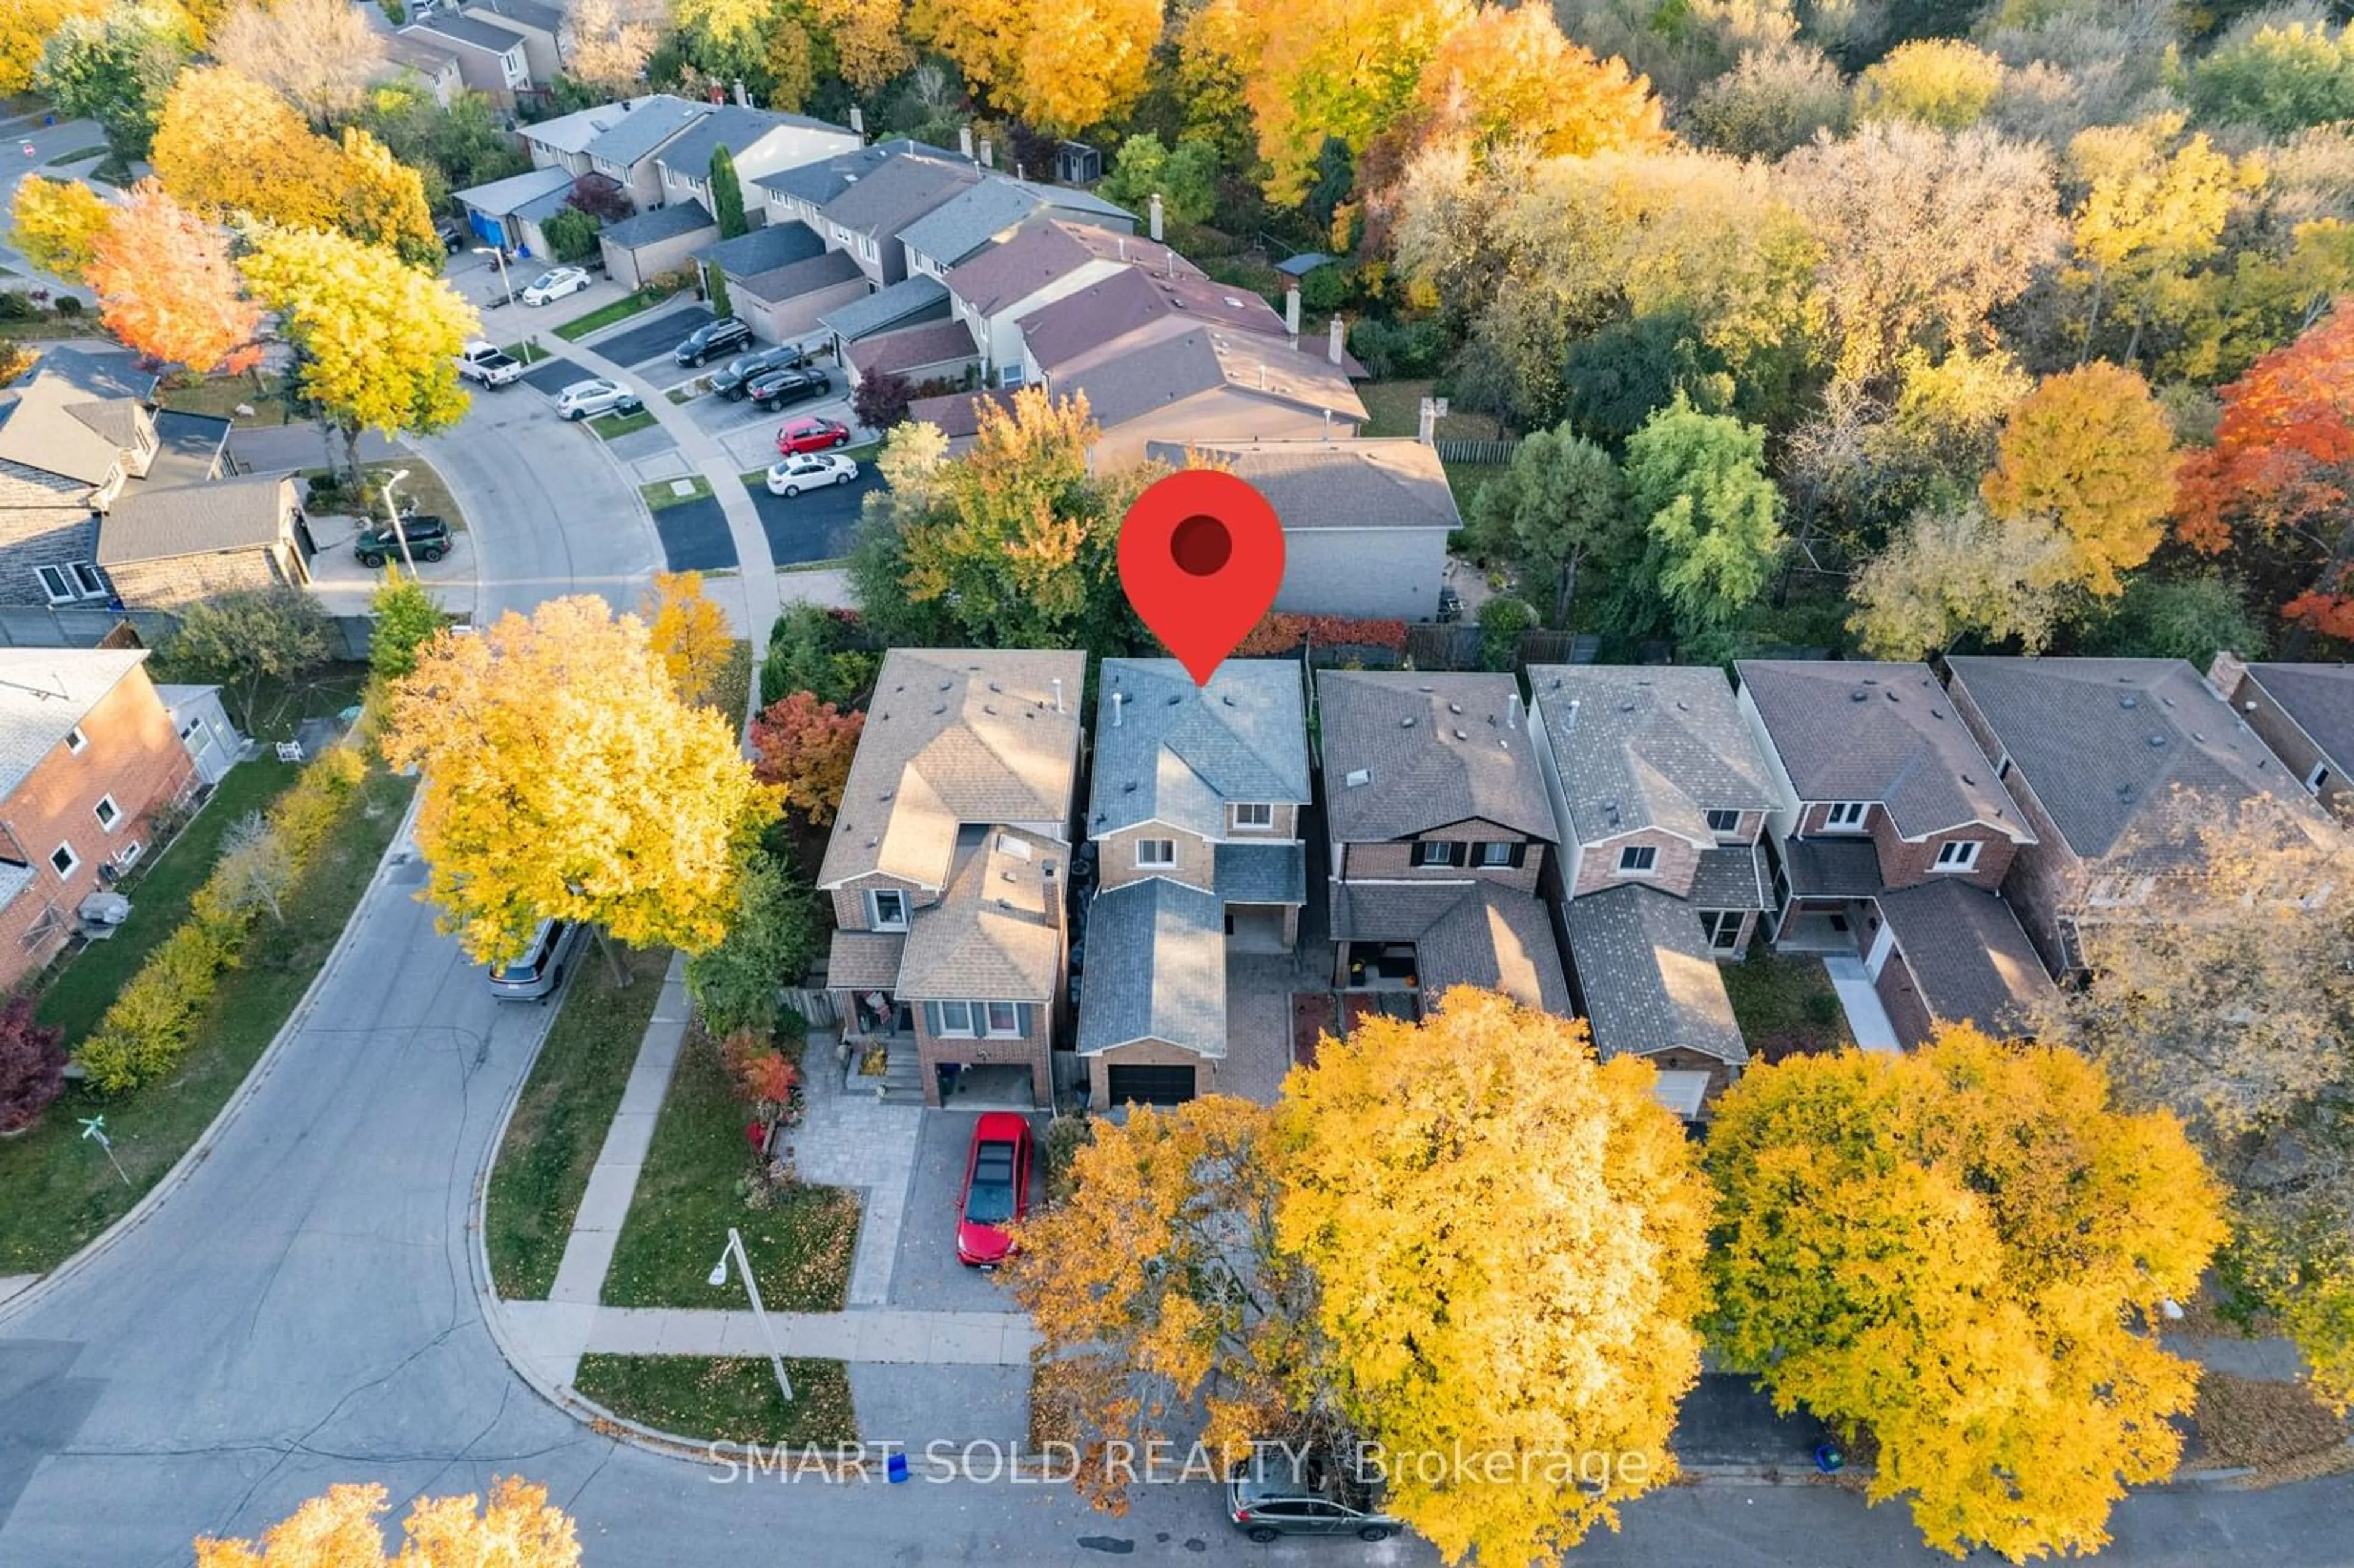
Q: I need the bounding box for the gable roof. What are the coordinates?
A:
[1319,671,1553,843]
[143,409,230,488]
[99,473,292,566]
[1145,438,1458,536]
[898,177,1133,269]
[842,318,978,380]
[695,219,825,278]
[755,140,956,206]
[908,387,1018,440]
[1529,665,1779,845]
[381,32,460,72]
[1075,877,1226,1057]
[0,368,138,487]
[1048,316,1365,428]
[600,199,714,249]
[0,648,152,801]
[820,273,951,341]
[737,247,864,304]
[1017,265,1289,371]
[519,99,638,156]
[454,164,574,217]
[583,95,708,167]
[817,153,979,240]
[1738,660,2031,841]
[1876,880,2057,1038]
[1564,883,1748,1067]
[1945,655,2323,860]
[820,647,1084,889]
[12,347,156,402]
[1329,880,1571,1014]
[2245,663,2354,774]
[405,14,523,53]
[655,105,851,183]
[893,824,1065,1000]
[1090,659,1309,840]
[467,0,563,32]
[945,219,1194,318]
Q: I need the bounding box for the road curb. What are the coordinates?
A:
[0,779,427,1331]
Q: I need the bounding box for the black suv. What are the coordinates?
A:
[748,365,829,411]
[709,343,812,399]
[673,316,753,366]
[353,514,452,568]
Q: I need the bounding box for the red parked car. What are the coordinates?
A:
[776,415,851,454]
[956,1113,1034,1267]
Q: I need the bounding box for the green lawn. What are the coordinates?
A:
[1722,947,1858,1062]
[296,462,466,534]
[143,660,369,750]
[601,1027,860,1312]
[708,640,752,731]
[590,407,658,440]
[639,474,712,512]
[0,766,417,1276]
[34,762,301,1048]
[482,942,672,1300]
[1358,379,1510,441]
[1442,462,1510,512]
[43,145,105,167]
[574,1355,856,1447]
[554,286,679,342]
[158,373,298,427]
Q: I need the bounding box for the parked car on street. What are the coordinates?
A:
[554,378,642,421]
[709,344,812,399]
[487,918,586,1002]
[455,341,522,387]
[765,452,858,496]
[1226,1453,1400,1544]
[776,415,851,454]
[673,316,753,366]
[747,365,828,411]
[955,1112,1033,1266]
[352,514,451,568]
[520,266,591,305]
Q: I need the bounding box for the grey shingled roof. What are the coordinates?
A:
[407,14,524,53]
[600,199,714,249]
[1019,266,1287,372]
[145,410,230,487]
[11,346,155,402]
[1076,877,1226,1057]
[818,153,978,240]
[1319,671,1554,843]
[695,219,824,278]
[897,180,1059,268]
[907,387,1016,440]
[1564,883,1748,1066]
[468,0,564,32]
[1146,438,1458,537]
[0,648,151,799]
[512,183,575,225]
[1737,660,2032,841]
[754,143,901,207]
[655,106,851,185]
[519,99,636,156]
[1529,666,1779,845]
[737,248,864,304]
[1779,835,1883,898]
[1330,880,1571,1014]
[1215,841,1306,905]
[945,219,1182,318]
[2247,663,2354,776]
[0,370,139,486]
[894,826,1064,1002]
[820,274,951,341]
[99,473,292,566]
[1050,314,1363,428]
[820,647,1084,890]
[1876,880,2057,1037]
[1089,659,1310,839]
[583,96,709,169]
[1945,656,2323,861]
[454,164,574,217]
[1690,845,1770,911]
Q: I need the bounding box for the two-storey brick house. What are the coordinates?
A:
[2209,654,2354,824]
[1317,671,1570,1016]
[0,649,197,986]
[1737,660,2054,1046]
[1945,655,2336,976]
[1075,659,1309,1107]
[818,649,1083,1107]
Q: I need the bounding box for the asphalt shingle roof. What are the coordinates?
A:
[1876,880,2057,1037]
[520,99,639,156]
[1330,880,1571,1014]
[655,106,852,185]
[1564,883,1748,1066]
[1737,660,2032,841]
[820,648,1084,891]
[695,219,825,278]
[1529,666,1779,845]
[1145,438,1458,536]
[1945,656,2322,861]
[1690,845,1770,911]
[825,929,905,989]
[0,648,151,800]
[1075,877,1225,1057]
[1089,659,1309,839]
[820,274,951,341]
[1018,266,1287,371]
[145,410,230,487]
[469,0,564,32]
[2247,663,2354,775]
[843,319,979,380]
[583,96,708,169]
[755,142,951,208]
[737,248,864,304]
[1779,835,1883,898]
[907,387,1015,439]
[99,473,292,566]
[894,826,1064,1001]
[10,347,155,402]
[817,154,978,240]
[454,165,574,217]
[600,199,714,249]
[406,15,524,53]
[945,219,1187,318]
[1319,671,1554,843]
[0,369,139,486]
[901,178,1126,269]
[1214,841,1306,905]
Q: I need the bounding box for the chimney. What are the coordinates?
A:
[1052,677,1064,714]
[1112,690,1124,726]
[849,104,864,136]
[1566,698,1580,731]
[1507,694,1522,730]
[732,78,748,107]
[1285,283,1300,341]
[1043,859,1063,936]
[959,126,975,160]
[1166,248,1175,278]
[2207,649,2248,702]
[1328,314,1345,365]
[1417,396,1438,446]
[982,139,996,169]
[1149,192,1164,242]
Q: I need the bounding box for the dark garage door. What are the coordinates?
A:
[1106,1065,1195,1106]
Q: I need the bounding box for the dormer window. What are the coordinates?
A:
[1412,840,1463,868]
[1932,840,1981,872]
[1824,802,1868,831]
[1705,809,1740,835]
[867,888,909,931]
[1618,845,1658,875]
[1231,803,1273,832]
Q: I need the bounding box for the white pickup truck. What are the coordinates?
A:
[455,340,523,388]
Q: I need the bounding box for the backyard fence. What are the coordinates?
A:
[1433,437,1520,466]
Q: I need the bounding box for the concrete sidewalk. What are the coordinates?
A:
[506,1301,1036,1364]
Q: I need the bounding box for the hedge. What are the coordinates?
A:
[75,747,370,1094]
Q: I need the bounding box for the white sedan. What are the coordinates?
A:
[519,265,591,305]
[766,452,859,496]
[553,378,642,421]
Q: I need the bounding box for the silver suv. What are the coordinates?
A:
[487,919,586,1002]
[1226,1452,1401,1544]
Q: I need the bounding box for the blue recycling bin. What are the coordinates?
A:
[1813,1441,1845,1474]
[885,1452,910,1483]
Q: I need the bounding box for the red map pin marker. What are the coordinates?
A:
[1118,470,1286,686]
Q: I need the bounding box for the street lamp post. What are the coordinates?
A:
[709,1227,794,1404]
[474,244,515,308]
[378,466,416,574]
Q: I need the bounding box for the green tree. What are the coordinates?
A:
[2079,569,2266,664]
[705,259,733,320]
[36,2,194,165]
[368,569,451,685]
[759,601,875,707]
[541,205,601,263]
[1467,422,1634,626]
[2188,19,2354,135]
[710,145,747,239]
[1851,37,2005,131]
[1621,394,1783,648]
[159,587,337,734]
[685,848,820,1038]
[1848,500,2071,659]
[1476,595,1535,669]
[1099,132,1220,227]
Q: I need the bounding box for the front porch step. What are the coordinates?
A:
[878,1033,925,1104]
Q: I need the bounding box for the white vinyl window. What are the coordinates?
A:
[66,726,88,755]
[1706,809,1741,835]
[1474,841,1515,867]
[1618,845,1658,875]
[1137,839,1175,867]
[867,887,909,931]
[1232,803,1273,831]
[1412,840,1462,868]
[2309,761,2333,794]
[113,840,143,872]
[1824,801,1868,831]
[49,842,77,879]
[94,794,120,831]
[985,1001,1019,1037]
[1933,840,1982,872]
[934,1000,973,1037]
[36,562,105,604]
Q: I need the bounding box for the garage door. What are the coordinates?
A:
[1106,1065,1195,1106]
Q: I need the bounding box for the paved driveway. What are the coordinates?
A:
[742,467,882,565]
[517,356,589,395]
[588,304,715,371]
[647,495,737,573]
[888,1111,1045,1314]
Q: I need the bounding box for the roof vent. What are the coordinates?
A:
[1402,716,1416,728]
[1449,702,1462,714]
[1344,767,1371,788]
[1618,700,1636,713]
[2148,733,2168,747]
[2120,695,2139,709]
[934,704,945,715]
[1453,728,1467,740]
[1849,689,1870,702]
[1961,774,1976,786]
[879,789,894,801]
[2116,783,2133,801]
[940,680,953,690]
[1885,690,1899,702]
[1674,699,1689,711]
[983,704,997,714]
[1122,781,1137,793]
[2193,731,2206,743]
[1221,694,1236,706]
[1167,693,1181,706]
[988,681,1002,693]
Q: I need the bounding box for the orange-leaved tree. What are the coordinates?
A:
[2174,300,2354,645]
[85,181,264,378]
[749,689,863,825]
[196,1475,578,1566]
[1705,1024,2228,1561]
[1979,360,2177,596]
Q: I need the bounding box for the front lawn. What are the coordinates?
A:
[1723,947,1858,1062]
[159,373,296,426]
[590,407,658,440]
[0,765,417,1276]
[297,463,467,534]
[574,1354,857,1447]
[555,286,679,342]
[601,1026,860,1312]
[640,475,712,511]
[482,942,672,1300]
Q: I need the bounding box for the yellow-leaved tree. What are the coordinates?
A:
[1979,360,2177,596]
[152,65,344,230]
[382,596,777,967]
[1,0,109,96]
[7,175,114,285]
[240,224,476,481]
[809,0,914,95]
[908,0,1160,135]
[640,569,736,708]
[1705,1024,2228,1561]
[196,1475,577,1566]
[1276,988,1712,1567]
[1411,4,1665,159]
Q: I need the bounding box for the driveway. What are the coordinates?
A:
[742,466,881,565]
[888,1111,1046,1314]
[647,495,737,573]
[586,303,715,372]
[304,511,476,617]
